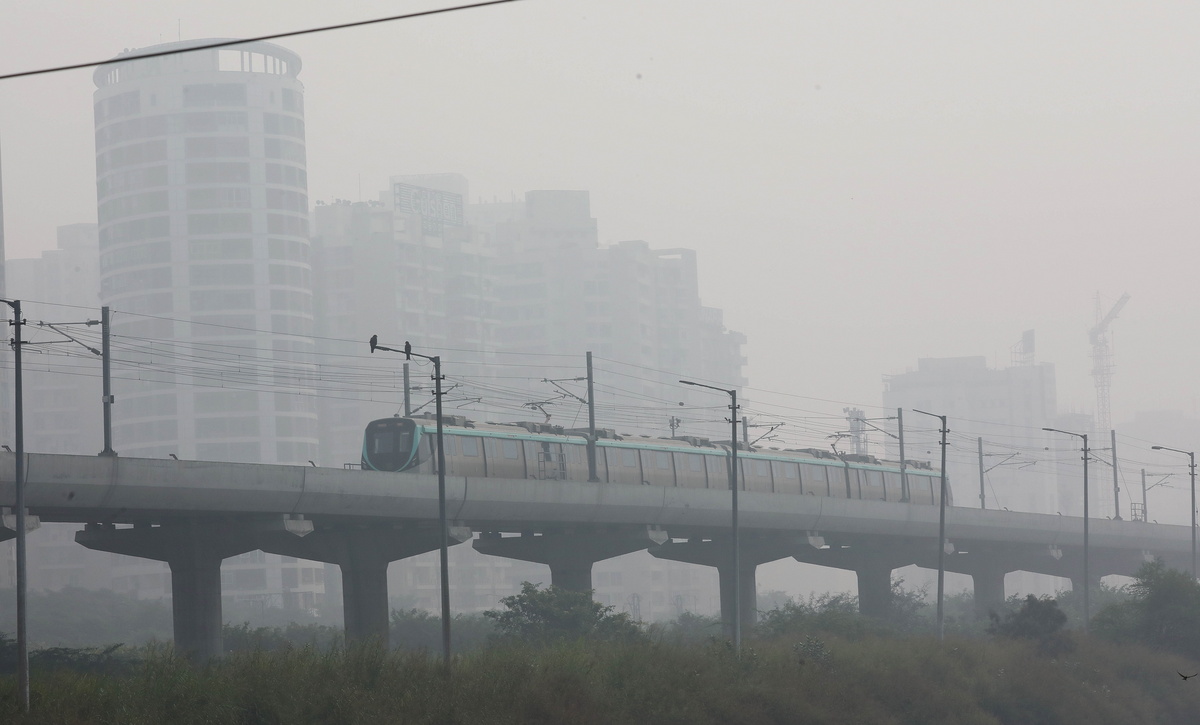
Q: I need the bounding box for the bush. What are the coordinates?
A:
[223,622,342,652]
[484,582,644,645]
[0,632,139,676]
[8,633,1200,724]
[1095,559,1200,659]
[0,586,172,647]
[756,579,933,641]
[988,594,1072,654]
[657,611,722,643]
[389,608,494,652]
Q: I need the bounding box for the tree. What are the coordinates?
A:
[1095,559,1200,658]
[389,608,493,652]
[757,591,882,640]
[0,586,172,647]
[988,595,1071,654]
[484,582,643,645]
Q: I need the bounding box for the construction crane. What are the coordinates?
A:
[1090,292,1130,433]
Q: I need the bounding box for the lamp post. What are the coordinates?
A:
[1044,427,1090,631]
[370,336,450,665]
[2,299,28,711]
[679,379,740,651]
[912,409,948,641]
[1151,445,1196,580]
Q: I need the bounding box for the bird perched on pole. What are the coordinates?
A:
[369,334,378,353]
[405,340,412,360]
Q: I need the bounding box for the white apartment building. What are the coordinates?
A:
[91,39,323,610]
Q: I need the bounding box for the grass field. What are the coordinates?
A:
[4,631,1200,724]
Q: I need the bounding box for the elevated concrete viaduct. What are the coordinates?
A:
[2,452,1195,658]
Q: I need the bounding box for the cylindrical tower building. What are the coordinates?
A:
[94,40,318,465]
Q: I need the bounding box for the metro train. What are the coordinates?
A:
[361,415,952,505]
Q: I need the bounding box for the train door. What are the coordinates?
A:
[606,445,644,485]
[772,461,800,495]
[802,463,834,497]
[432,434,456,474]
[862,469,886,501]
[454,435,486,477]
[418,432,437,474]
[677,451,707,489]
[596,445,611,482]
[705,454,728,489]
[914,474,935,505]
[484,437,525,478]
[882,471,902,501]
[643,449,676,487]
[744,458,773,493]
[562,442,591,481]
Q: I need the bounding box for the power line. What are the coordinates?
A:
[0,0,525,81]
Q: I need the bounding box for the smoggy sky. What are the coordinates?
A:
[2,0,1198,429]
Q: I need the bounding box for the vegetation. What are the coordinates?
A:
[987,595,1072,655]
[389,608,494,652]
[484,581,644,645]
[1092,559,1200,659]
[3,631,1200,723]
[0,587,173,647]
[8,569,1200,723]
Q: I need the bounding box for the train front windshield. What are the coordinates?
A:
[363,418,418,472]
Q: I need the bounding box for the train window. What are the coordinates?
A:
[866,470,884,487]
[783,464,796,479]
[622,449,637,467]
[656,452,671,470]
[687,455,703,472]
[371,432,394,455]
[502,440,519,459]
[802,464,828,483]
[442,437,456,456]
[461,437,479,457]
[754,460,768,476]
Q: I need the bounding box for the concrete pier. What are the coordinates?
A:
[473,526,666,593]
[651,535,794,637]
[76,521,261,660]
[257,523,471,646]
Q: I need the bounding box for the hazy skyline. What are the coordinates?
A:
[2,0,1198,428]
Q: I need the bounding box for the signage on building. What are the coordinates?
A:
[393,183,464,236]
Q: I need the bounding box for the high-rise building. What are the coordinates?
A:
[4,224,103,455]
[882,354,1058,514]
[310,174,499,467]
[3,224,110,593]
[485,190,746,441]
[882,352,1070,597]
[94,39,318,465]
[92,40,324,611]
[313,185,748,459]
[313,182,738,617]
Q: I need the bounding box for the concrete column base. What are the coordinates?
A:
[257,523,470,646]
[855,560,894,620]
[76,521,259,660]
[791,538,921,620]
[650,536,793,639]
[473,526,666,593]
[971,567,1007,620]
